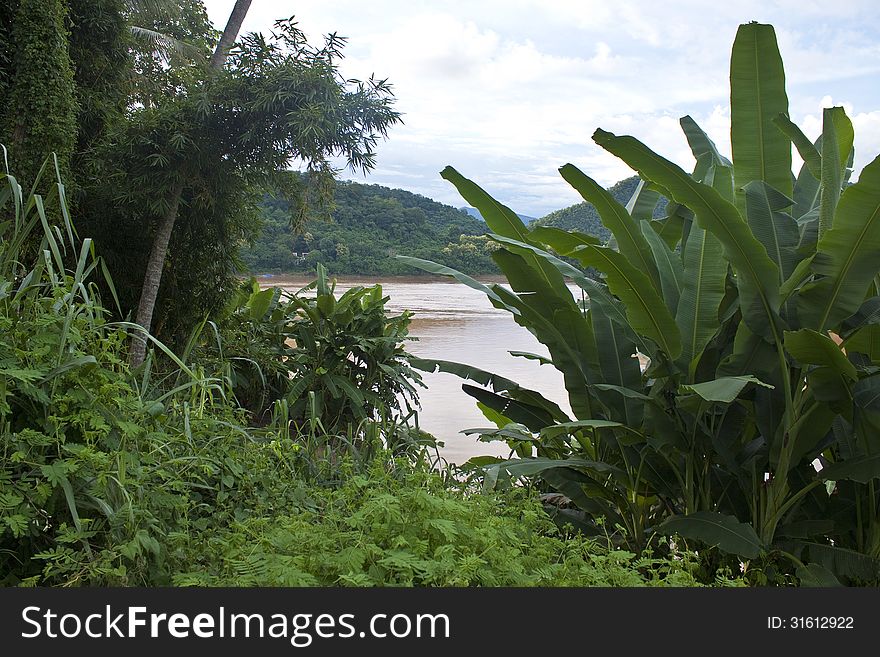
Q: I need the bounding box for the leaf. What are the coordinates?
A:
[797,153,880,330]
[528,226,600,252]
[659,511,764,558]
[680,115,731,167]
[490,250,600,419]
[247,287,278,320]
[675,225,725,374]
[680,375,773,403]
[411,357,569,421]
[395,255,517,313]
[773,114,821,179]
[818,455,880,483]
[488,457,627,481]
[559,164,661,291]
[796,563,843,587]
[508,351,553,366]
[625,179,662,221]
[591,129,781,340]
[818,107,855,239]
[641,220,683,315]
[499,231,652,353]
[539,419,627,440]
[571,244,681,358]
[730,22,792,205]
[441,166,568,295]
[590,302,643,426]
[784,329,857,380]
[462,385,556,433]
[743,181,800,283]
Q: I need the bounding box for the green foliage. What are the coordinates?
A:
[404,22,880,585]
[192,266,424,437]
[67,0,132,159]
[242,177,496,276]
[0,0,79,192]
[171,461,735,587]
[0,158,749,588]
[81,17,402,346]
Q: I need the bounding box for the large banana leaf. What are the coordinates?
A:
[440,166,570,298]
[491,233,653,355]
[680,375,773,403]
[591,302,643,427]
[559,164,661,291]
[660,511,764,558]
[818,455,880,484]
[675,225,725,376]
[730,22,792,205]
[592,129,781,340]
[490,251,599,419]
[744,181,800,283]
[641,220,682,314]
[797,153,880,330]
[783,329,857,380]
[680,115,731,167]
[461,385,556,432]
[625,179,662,221]
[410,357,570,422]
[818,107,854,238]
[396,255,517,313]
[572,244,681,358]
[528,226,600,251]
[773,114,821,179]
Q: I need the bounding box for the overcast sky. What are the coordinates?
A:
[203,0,880,218]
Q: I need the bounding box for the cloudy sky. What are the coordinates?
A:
[203,0,880,218]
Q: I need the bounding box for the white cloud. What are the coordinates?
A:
[204,0,880,216]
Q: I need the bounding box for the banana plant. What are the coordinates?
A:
[401,22,880,583]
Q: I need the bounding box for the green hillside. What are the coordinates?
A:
[534,176,668,239]
[242,175,667,276]
[242,180,498,276]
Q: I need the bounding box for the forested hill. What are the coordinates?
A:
[533,176,668,239]
[242,175,667,276]
[242,180,499,276]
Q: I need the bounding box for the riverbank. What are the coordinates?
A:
[253,272,512,288]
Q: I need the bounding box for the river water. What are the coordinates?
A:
[265,276,575,464]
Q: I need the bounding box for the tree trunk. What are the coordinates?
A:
[129,0,252,367]
[129,178,184,366]
[208,0,253,71]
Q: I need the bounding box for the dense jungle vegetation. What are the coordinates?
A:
[241,179,499,276]
[1,1,877,587]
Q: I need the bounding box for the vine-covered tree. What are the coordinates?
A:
[0,0,78,191]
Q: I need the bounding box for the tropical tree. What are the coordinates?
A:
[404,22,880,584]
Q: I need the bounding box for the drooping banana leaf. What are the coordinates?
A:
[641,220,683,315]
[410,357,570,422]
[559,164,661,291]
[570,243,681,358]
[659,511,764,558]
[592,129,781,341]
[441,166,570,298]
[797,153,880,331]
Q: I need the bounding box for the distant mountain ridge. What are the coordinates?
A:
[460,206,537,224]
